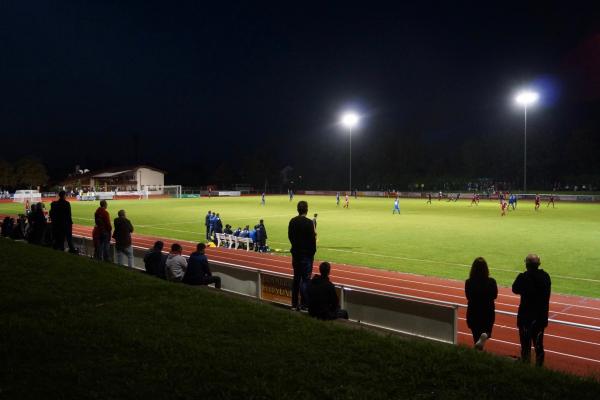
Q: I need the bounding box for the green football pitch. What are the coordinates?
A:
[2,195,599,298]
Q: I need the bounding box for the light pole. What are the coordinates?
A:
[341,112,359,193]
[515,90,538,193]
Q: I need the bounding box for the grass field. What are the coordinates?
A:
[2,239,599,398]
[2,195,599,297]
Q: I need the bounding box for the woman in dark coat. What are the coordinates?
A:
[465,257,498,350]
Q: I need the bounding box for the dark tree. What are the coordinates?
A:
[15,157,48,189]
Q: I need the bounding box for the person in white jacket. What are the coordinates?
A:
[165,243,187,282]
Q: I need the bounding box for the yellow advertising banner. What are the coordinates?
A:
[260,274,293,305]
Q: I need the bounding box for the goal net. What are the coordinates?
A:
[163,185,182,198]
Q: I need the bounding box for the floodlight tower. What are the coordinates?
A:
[341,112,360,193]
[515,90,539,193]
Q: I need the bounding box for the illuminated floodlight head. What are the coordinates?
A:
[340,112,359,129]
[515,90,539,106]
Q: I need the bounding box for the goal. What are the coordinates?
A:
[163,185,182,198]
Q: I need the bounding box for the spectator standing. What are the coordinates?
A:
[183,243,221,288]
[465,257,498,350]
[113,209,134,268]
[49,190,75,252]
[288,200,317,310]
[144,241,167,279]
[512,254,551,366]
[165,243,187,282]
[94,200,112,261]
[308,262,348,320]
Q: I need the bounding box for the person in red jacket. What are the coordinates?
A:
[94,200,112,261]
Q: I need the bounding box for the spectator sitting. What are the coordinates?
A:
[233,227,241,236]
[183,243,221,289]
[239,225,250,238]
[144,241,167,279]
[224,224,233,235]
[1,216,14,237]
[308,262,349,320]
[11,215,27,240]
[165,243,188,282]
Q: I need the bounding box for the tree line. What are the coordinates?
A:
[0,157,48,189]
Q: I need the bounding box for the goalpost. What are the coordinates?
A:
[163,185,182,199]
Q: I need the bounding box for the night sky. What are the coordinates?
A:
[1,1,599,188]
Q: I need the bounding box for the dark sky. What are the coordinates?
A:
[1,1,599,186]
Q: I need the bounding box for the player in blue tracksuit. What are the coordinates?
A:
[393,197,401,214]
[289,189,294,201]
[209,212,217,239]
[204,210,212,240]
[336,192,340,206]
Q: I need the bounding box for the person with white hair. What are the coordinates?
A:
[512,254,551,366]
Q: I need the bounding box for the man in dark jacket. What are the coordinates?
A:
[288,200,316,310]
[183,243,221,288]
[512,254,551,366]
[94,200,112,261]
[49,191,75,252]
[113,209,134,268]
[144,241,167,279]
[256,219,267,252]
[308,262,348,320]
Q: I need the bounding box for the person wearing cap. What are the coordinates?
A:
[512,254,551,366]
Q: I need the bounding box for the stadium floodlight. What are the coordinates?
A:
[340,112,360,192]
[341,112,359,129]
[515,91,539,106]
[514,90,539,193]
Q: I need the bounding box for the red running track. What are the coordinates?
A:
[62,224,600,377]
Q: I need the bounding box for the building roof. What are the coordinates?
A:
[93,170,132,178]
[60,165,165,184]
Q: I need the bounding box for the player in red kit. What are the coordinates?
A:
[343,193,349,208]
[535,194,541,211]
[501,200,508,216]
[546,195,555,208]
[470,193,478,206]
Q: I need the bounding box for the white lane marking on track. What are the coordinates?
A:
[457,332,600,364]
[458,317,600,347]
